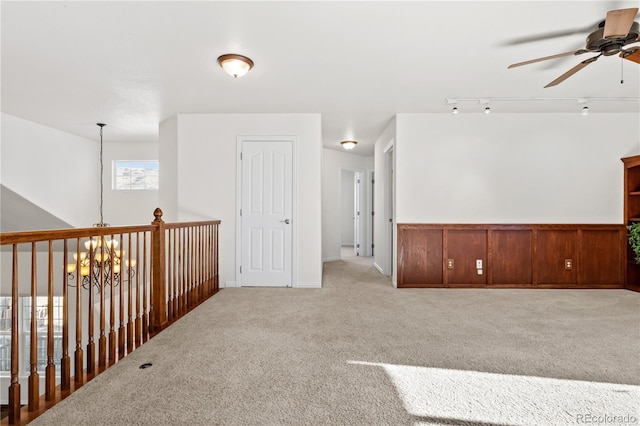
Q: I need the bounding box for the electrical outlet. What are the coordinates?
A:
[447,259,454,269]
[477,269,483,275]
[476,259,483,269]
[565,259,572,270]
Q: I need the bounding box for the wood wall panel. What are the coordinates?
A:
[398,228,443,285]
[491,230,532,284]
[536,230,577,285]
[447,230,487,285]
[580,230,623,284]
[397,224,625,289]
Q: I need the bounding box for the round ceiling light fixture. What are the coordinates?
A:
[340,140,357,150]
[217,54,254,78]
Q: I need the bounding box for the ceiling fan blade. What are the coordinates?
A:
[508,49,589,69]
[544,56,600,88]
[603,8,639,38]
[501,26,597,46]
[621,48,640,64]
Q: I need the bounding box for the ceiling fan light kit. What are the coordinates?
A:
[508,7,640,87]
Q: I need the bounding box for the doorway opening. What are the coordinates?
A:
[340,167,374,262]
[377,139,394,280]
[340,169,358,259]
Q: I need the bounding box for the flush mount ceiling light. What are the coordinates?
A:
[341,140,357,150]
[217,54,254,78]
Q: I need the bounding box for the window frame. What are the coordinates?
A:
[112,160,159,191]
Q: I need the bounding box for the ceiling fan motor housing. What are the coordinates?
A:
[586,21,640,55]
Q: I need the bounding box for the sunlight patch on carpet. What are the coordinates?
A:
[349,361,640,426]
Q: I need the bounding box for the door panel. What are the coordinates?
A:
[536,230,577,285]
[447,230,487,285]
[492,230,532,284]
[581,230,623,284]
[398,228,443,285]
[241,140,292,286]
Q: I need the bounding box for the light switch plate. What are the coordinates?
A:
[476,259,483,269]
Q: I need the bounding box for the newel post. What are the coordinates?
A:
[150,208,168,332]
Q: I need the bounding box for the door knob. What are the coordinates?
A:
[279,219,290,224]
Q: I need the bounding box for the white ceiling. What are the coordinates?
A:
[2,1,639,156]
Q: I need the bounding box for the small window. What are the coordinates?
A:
[113,160,159,190]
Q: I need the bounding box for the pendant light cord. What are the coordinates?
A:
[96,123,108,227]
[100,125,104,225]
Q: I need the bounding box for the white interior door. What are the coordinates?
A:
[354,172,360,256]
[240,140,293,287]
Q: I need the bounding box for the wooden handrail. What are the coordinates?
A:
[0,225,155,245]
[1,208,220,425]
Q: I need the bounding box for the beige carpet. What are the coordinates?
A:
[32,255,640,426]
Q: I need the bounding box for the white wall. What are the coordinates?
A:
[158,116,178,222]
[341,170,355,246]
[395,113,639,224]
[321,149,372,262]
[1,113,99,227]
[159,113,322,287]
[103,141,159,226]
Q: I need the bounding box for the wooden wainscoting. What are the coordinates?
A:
[397,224,625,289]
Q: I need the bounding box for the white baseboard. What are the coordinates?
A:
[322,257,341,263]
[223,281,238,288]
[294,282,322,289]
[373,262,384,274]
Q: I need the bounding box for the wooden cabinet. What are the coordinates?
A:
[397,224,624,289]
[621,155,640,291]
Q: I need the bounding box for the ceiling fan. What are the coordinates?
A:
[508,7,640,88]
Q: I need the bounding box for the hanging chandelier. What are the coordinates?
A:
[67,237,136,290]
[66,123,136,291]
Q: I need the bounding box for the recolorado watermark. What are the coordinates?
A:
[576,413,638,425]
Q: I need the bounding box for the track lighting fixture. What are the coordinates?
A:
[444,97,639,114]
